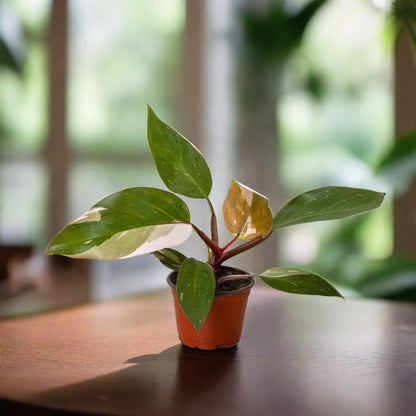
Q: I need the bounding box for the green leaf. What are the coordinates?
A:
[147,105,212,199]
[222,180,273,239]
[177,258,216,332]
[152,248,187,271]
[45,187,192,259]
[273,186,385,229]
[259,267,343,298]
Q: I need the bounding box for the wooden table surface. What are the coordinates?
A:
[1,287,416,416]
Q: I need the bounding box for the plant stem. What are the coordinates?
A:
[191,223,222,261]
[214,229,273,268]
[221,233,240,252]
[206,198,219,244]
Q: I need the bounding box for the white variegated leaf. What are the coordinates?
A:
[64,223,193,260]
[45,187,192,259]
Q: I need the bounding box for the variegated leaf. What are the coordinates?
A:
[222,180,273,239]
[45,187,192,259]
[152,248,188,271]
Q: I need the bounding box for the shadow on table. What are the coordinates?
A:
[28,344,240,415]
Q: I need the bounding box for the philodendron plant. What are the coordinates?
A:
[45,106,385,331]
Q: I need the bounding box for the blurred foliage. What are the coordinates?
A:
[0,35,22,75]
[311,132,416,302]
[0,1,24,149]
[277,0,416,303]
[0,0,184,157]
[356,256,416,302]
[377,130,416,193]
[68,0,184,157]
[240,0,327,67]
[303,69,326,101]
[0,0,47,156]
[308,1,416,302]
[392,0,416,47]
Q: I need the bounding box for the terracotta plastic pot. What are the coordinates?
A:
[167,267,254,350]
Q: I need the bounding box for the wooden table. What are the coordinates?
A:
[1,287,416,415]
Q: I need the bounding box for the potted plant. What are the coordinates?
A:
[45,106,385,349]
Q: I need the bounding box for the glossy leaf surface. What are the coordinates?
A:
[152,248,187,271]
[273,186,385,229]
[259,267,343,298]
[147,105,212,199]
[177,258,216,332]
[222,180,273,239]
[45,187,192,259]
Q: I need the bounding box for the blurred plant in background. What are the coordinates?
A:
[312,0,416,302]
[68,0,184,157]
[0,20,22,75]
[0,10,22,149]
[233,0,327,271]
[241,0,327,66]
[311,131,416,301]
[279,0,416,301]
[0,0,48,157]
[392,0,416,49]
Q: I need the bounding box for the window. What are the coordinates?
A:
[0,0,185,305]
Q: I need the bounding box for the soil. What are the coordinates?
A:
[168,265,254,294]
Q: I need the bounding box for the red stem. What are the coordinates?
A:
[191,224,222,261]
[221,233,240,252]
[214,230,273,268]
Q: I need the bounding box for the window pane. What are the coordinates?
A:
[68,160,165,297]
[68,0,184,156]
[0,0,49,156]
[68,160,161,219]
[0,160,47,245]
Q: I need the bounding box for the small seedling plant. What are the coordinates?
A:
[46,106,385,331]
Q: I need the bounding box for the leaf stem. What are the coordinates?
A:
[191,223,222,261]
[206,198,219,244]
[214,229,273,268]
[221,233,240,252]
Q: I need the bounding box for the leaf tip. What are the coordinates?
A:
[333,289,345,301]
[147,104,158,125]
[146,103,154,114]
[44,241,56,256]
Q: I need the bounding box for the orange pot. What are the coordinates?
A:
[167,268,254,350]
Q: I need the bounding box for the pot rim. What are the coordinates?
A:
[166,265,255,296]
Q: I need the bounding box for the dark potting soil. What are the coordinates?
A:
[168,266,254,294]
[216,278,253,293]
